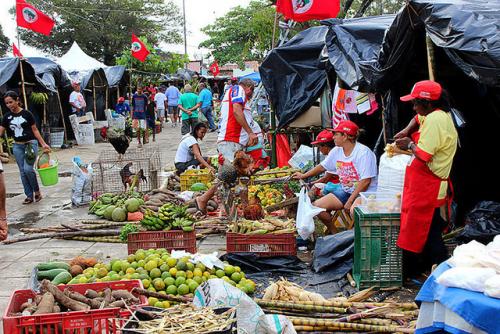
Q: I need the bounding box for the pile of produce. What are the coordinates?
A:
[128,304,235,333]
[13,280,144,316]
[248,184,284,208]
[262,278,327,302]
[35,258,99,285]
[89,192,144,222]
[229,217,295,235]
[254,166,297,179]
[66,249,256,303]
[141,204,195,232]
[143,188,184,212]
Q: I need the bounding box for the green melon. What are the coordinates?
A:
[104,205,117,220]
[111,207,127,222]
[125,198,141,213]
[190,182,208,191]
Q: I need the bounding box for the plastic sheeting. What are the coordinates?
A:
[458,201,500,244]
[104,65,128,88]
[27,57,72,92]
[0,58,48,92]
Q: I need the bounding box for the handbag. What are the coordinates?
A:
[198,110,208,123]
[25,142,37,165]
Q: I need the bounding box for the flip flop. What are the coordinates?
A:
[23,197,34,205]
[35,194,42,202]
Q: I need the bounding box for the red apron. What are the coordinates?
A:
[397,157,447,253]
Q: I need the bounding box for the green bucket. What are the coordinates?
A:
[37,161,59,186]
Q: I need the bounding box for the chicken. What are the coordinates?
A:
[120,163,147,191]
[102,127,130,156]
[233,150,254,176]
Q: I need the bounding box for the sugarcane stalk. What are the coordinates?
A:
[131,288,193,303]
[254,298,418,310]
[2,230,121,244]
[265,310,341,319]
[334,306,391,323]
[443,227,464,240]
[357,318,394,326]
[256,300,348,314]
[66,236,123,243]
[289,317,415,333]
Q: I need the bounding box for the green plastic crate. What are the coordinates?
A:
[353,207,402,289]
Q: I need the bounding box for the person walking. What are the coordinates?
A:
[0,91,51,205]
[154,86,167,126]
[131,86,149,147]
[196,83,216,131]
[178,84,199,135]
[166,82,181,126]
[69,82,87,116]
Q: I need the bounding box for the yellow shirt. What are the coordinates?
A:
[416,110,458,199]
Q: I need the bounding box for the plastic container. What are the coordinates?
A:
[3,280,147,334]
[359,192,402,214]
[180,170,213,191]
[36,161,59,186]
[127,230,196,254]
[353,208,402,289]
[226,232,297,257]
[122,306,237,334]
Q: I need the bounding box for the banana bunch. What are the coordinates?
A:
[157,203,195,232]
[172,217,195,232]
[140,209,169,231]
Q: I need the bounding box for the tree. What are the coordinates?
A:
[115,36,189,78]
[11,0,183,65]
[343,0,405,17]
[0,25,9,57]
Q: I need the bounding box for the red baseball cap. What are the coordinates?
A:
[332,120,359,136]
[400,80,442,102]
[118,97,125,103]
[311,130,334,145]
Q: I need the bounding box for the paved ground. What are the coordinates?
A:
[0,123,223,332]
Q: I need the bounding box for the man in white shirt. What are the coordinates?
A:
[154,86,167,126]
[69,82,87,116]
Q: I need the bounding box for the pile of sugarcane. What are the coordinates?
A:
[256,294,418,333]
[128,304,235,333]
[2,220,139,245]
[194,218,228,240]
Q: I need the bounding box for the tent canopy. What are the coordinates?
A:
[0,57,50,93]
[239,71,261,83]
[57,42,106,73]
[104,66,129,88]
[27,57,72,92]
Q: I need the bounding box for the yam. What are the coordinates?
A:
[64,289,101,309]
[33,292,55,315]
[206,206,215,212]
[69,265,83,276]
[186,207,198,214]
[20,301,33,311]
[111,290,139,303]
[101,288,113,308]
[207,200,218,210]
[53,304,61,313]
[84,289,98,299]
[41,280,90,312]
[108,300,126,308]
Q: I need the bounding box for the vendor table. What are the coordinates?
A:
[416,262,500,334]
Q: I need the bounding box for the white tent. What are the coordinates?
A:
[57,42,106,72]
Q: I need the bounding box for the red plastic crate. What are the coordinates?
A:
[127,230,196,254]
[226,232,297,257]
[3,280,146,334]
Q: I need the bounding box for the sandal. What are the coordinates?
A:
[23,197,34,205]
[35,194,43,202]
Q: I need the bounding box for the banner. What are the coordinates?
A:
[209,61,220,77]
[276,0,340,22]
[16,0,55,36]
[13,43,23,58]
[131,34,150,62]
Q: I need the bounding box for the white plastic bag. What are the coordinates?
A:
[484,275,500,298]
[296,187,325,240]
[377,152,411,194]
[193,279,296,334]
[71,158,93,206]
[288,145,314,170]
[437,267,496,292]
[448,240,487,268]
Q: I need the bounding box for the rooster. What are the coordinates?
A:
[101,127,130,158]
[120,162,147,191]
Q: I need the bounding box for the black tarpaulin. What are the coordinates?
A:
[27,57,72,93]
[0,57,48,92]
[260,26,330,127]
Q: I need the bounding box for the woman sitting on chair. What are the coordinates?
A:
[294,120,377,234]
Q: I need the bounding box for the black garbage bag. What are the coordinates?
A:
[313,230,354,273]
[458,201,500,243]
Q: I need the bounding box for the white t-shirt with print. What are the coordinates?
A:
[69,91,86,113]
[320,142,378,193]
[154,92,167,110]
[175,134,198,163]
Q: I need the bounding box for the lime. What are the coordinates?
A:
[224,265,235,276]
[164,277,175,287]
[231,272,242,283]
[96,267,108,278]
[126,268,135,275]
[169,268,178,277]
[144,260,158,272]
[186,271,194,279]
[193,268,203,277]
[148,297,159,306]
[147,286,156,292]
[142,279,151,288]
[166,285,177,295]
[137,260,146,268]
[153,278,165,290]
[162,301,171,308]
[188,281,199,293]
[161,271,172,280]
[111,261,122,273]
[176,261,187,271]
[150,268,161,279]
[135,250,146,260]
[131,273,140,280]
[186,262,195,271]
[195,263,206,272]
[177,284,189,295]
[167,258,177,267]
[215,269,225,278]
[130,261,139,269]
[176,271,186,278]
[234,266,241,273]
[154,301,164,308]
[175,276,186,287]
[193,276,203,284]
[160,264,170,272]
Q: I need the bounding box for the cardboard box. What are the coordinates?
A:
[289,105,322,128]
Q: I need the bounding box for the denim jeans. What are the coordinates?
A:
[201,106,216,130]
[13,140,40,199]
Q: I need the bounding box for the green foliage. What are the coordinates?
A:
[342,0,405,17]
[0,25,9,57]
[11,0,183,65]
[115,36,189,77]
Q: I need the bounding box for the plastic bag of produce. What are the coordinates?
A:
[193,279,296,334]
[288,145,314,171]
[71,156,93,206]
[377,152,411,195]
[436,267,496,292]
[296,187,325,240]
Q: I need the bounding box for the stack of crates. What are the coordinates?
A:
[353,207,402,289]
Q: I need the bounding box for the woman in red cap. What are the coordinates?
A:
[395,80,457,277]
[294,121,378,234]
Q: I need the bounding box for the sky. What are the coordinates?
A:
[0,0,252,59]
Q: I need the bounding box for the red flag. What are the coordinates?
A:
[16,0,55,36]
[131,34,150,62]
[276,0,340,22]
[12,43,23,58]
[209,61,220,77]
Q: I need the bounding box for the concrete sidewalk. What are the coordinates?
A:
[0,125,223,332]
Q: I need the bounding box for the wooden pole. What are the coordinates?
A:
[105,86,109,109]
[43,103,47,125]
[426,34,436,81]
[117,86,120,103]
[272,11,278,49]
[92,76,97,118]
[19,59,29,110]
[56,91,68,142]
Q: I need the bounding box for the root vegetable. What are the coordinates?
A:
[41,280,89,312]
[102,288,113,308]
[53,305,60,313]
[64,290,101,309]
[263,283,279,300]
[207,200,218,209]
[70,265,83,276]
[20,301,33,311]
[85,289,98,299]
[108,300,126,308]
[33,292,55,315]
[111,290,139,303]
[186,207,198,214]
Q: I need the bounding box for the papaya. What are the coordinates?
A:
[37,268,69,280]
[36,262,71,271]
[190,182,208,192]
[51,271,73,285]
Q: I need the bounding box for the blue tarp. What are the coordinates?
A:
[239,72,261,83]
